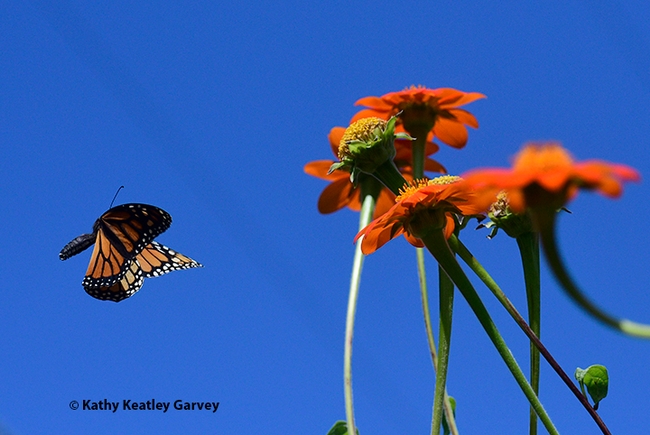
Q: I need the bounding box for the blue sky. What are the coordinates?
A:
[2,1,650,433]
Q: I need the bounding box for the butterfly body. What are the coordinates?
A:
[60,203,201,302]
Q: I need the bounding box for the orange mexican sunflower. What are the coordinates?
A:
[463,142,640,214]
[304,127,445,219]
[351,86,485,149]
[354,176,484,255]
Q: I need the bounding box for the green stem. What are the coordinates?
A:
[516,232,541,435]
[344,177,382,435]
[449,235,611,435]
[431,266,455,435]
[535,210,650,338]
[417,248,438,367]
[411,133,458,435]
[373,159,407,195]
[411,133,427,179]
[422,230,559,435]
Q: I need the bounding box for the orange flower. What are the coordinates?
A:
[305,127,445,219]
[463,142,640,213]
[351,86,485,149]
[354,176,484,255]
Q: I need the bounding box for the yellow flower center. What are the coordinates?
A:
[403,84,426,91]
[396,175,461,202]
[514,143,574,172]
[489,190,510,217]
[429,175,461,185]
[338,117,388,159]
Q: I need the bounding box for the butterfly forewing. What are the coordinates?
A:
[97,204,172,259]
[82,230,131,288]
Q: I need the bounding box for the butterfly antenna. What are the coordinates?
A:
[109,186,125,208]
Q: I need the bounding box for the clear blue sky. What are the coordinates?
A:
[2,1,650,433]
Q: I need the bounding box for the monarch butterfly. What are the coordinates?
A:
[60,203,202,302]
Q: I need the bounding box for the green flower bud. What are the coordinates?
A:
[575,365,609,410]
[329,115,412,184]
[480,191,534,239]
[326,420,359,435]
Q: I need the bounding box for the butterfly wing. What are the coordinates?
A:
[82,204,172,289]
[137,241,203,278]
[84,242,202,302]
[97,203,172,259]
[84,257,145,302]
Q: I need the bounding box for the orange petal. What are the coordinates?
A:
[506,190,527,213]
[354,96,388,109]
[403,232,424,248]
[347,191,363,211]
[374,189,397,218]
[443,214,457,239]
[433,117,469,149]
[463,168,513,188]
[350,108,390,123]
[304,160,346,180]
[432,88,465,105]
[448,108,479,128]
[593,177,623,197]
[424,158,446,174]
[537,169,571,192]
[328,127,346,156]
[443,91,486,107]
[361,221,404,254]
[318,179,356,214]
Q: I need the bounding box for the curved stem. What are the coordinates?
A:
[431,266,455,435]
[422,230,559,435]
[516,231,541,435]
[535,210,650,338]
[344,178,381,435]
[449,235,611,435]
[373,159,408,194]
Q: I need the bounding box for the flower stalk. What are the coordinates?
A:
[422,230,559,435]
[516,231,542,435]
[409,131,458,435]
[448,235,612,435]
[344,177,383,435]
[431,265,455,435]
[535,210,650,338]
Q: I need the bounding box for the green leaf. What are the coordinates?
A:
[441,396,457,435]
[326,420,359,435]
[575,365,609,410]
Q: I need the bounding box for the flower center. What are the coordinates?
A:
[396,175,461,202]
[338,117,387,160]
[513,143,573,172]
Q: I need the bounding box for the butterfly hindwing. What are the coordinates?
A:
[84,258,145,302]
[83,242,202,302]
[138,241,203,278]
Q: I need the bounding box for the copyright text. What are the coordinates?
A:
[69,399,220,413]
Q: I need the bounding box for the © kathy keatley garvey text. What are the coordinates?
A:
[73,399,220,413]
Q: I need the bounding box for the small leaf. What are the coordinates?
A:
[326,420,359,435]
[575,365,609,410]
[441,396,457,435]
